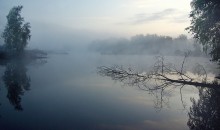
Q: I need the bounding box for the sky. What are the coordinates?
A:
[0,0,192,35]
[0,0,192,49]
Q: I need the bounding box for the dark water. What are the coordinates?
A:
[0,52,218,130]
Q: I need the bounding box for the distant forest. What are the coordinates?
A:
[89,34,205,56]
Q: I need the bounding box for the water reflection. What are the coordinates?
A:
[98,56,220,110]
[188,88,220,130]
[0,58,46,111]
[97,58,220,129]
[3,60,30,110]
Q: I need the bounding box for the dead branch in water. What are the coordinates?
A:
[97,54,220,110]
[98,54,219,90]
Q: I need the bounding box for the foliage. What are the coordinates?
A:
[186,0,220,62]
[2,6,31,54]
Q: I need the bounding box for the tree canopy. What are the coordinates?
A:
[187,0,220,62]
[2,6,31,54]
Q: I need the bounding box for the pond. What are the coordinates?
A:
[0,52,219,130]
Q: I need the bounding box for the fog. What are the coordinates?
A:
[89,34,205,57]
[0,0,191,53]
[20,22,120,52]
[26,27,205,58]
[0,20,205,57]
[1,1,219,130]
[0,19,118,52]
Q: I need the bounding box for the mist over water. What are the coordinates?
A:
[0,54,166,128]
[0,0,220,130]
[0,45,218,130]
[0,19,218,129]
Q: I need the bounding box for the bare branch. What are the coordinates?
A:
[97,55,220,110]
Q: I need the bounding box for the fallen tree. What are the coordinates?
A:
[98,55,220,90]
[97,54,220,109]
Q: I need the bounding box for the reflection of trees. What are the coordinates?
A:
[187,88,220,130]
[3,60,30,111]
[0,58,46,111]
[97,55,220,129]
[97,55,220,110]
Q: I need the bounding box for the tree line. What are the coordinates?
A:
[89,34,204,56]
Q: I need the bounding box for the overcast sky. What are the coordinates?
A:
[0,0,192,38]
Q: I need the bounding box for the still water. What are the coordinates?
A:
[0,52,218,130]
